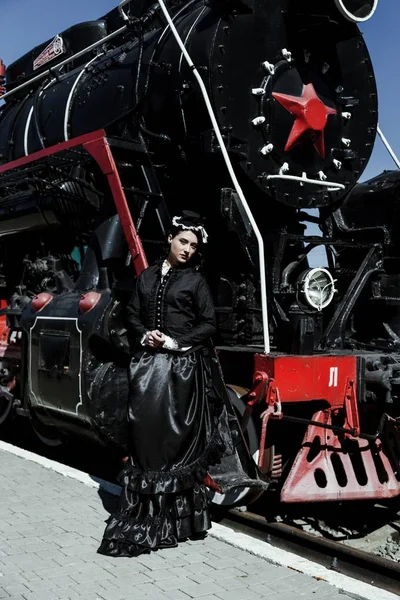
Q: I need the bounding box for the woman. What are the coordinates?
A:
[98,211,234,557]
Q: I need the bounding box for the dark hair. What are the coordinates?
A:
[169,224,203,246]
[170,210,207,244]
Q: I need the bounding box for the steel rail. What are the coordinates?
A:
[222,509,400,595]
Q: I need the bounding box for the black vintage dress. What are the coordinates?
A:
[98,262,234,557]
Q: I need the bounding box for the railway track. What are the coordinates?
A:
[221,509,400,596]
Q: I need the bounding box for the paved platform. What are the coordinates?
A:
[0,445,392,600]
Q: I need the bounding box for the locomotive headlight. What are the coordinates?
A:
[334,0,378,22]
[299,268,336,312]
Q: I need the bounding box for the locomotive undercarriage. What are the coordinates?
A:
[0,130,398,508]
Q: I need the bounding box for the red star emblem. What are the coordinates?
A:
[272,83,336,158]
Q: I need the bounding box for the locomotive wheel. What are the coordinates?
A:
[211,385,264,509]
[30,416,63,447]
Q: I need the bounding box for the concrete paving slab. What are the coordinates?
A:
[0,442,396,600]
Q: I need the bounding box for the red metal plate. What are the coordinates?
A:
[254,354,357,408]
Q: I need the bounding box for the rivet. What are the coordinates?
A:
[279,162,289,175]
[262,61,275,75]
[252,116,266,126]
[252,87,265,96]
[260,144,274,155]
[281,48,292,62]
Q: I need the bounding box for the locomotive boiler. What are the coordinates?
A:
[0,0,399,507]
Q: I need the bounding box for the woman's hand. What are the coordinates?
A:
[146,330,165,349]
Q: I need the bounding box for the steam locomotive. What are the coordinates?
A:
[0,0,399,507]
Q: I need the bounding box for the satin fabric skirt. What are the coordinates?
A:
[97,347,232,557]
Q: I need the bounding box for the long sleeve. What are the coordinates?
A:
[126,275,147,340]
[175,276,216,347]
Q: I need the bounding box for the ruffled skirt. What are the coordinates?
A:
[98,347,233,557]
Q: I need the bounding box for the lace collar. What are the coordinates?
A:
[161,260,172,279]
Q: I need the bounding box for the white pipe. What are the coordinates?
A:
[266,174,345,191]
[377,125,400,170]
[63,54,103,141]
[0,25,128,102]
[178,7,206,136]
[118,0,131,21]
[23,107,34,156]
[156,0,270,353]
[24,78,56,155]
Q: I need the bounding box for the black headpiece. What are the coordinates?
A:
[171,210,208,243]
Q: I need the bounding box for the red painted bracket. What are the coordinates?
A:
[343,378,360,437]
[84,137,148,274]
[240,370,269,434]
[258,380,283,473]
[0,130,148,275]
[248,371,269,406]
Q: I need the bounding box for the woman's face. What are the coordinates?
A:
[168,230,198,266]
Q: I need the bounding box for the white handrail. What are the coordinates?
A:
[118,0,131,21]
[267,174,345,191]
[24,77,57,155]
[0,25,128,102]
[377,125,400,170]
[63,53,104,141]
[156,0,270,354]
[23,107,34,157]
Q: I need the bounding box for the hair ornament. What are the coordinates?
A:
[172,211,208,244]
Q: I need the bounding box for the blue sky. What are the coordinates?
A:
[0,0,397,182]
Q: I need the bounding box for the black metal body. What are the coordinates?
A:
[0,0,398,479]
[1,0,376,208]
